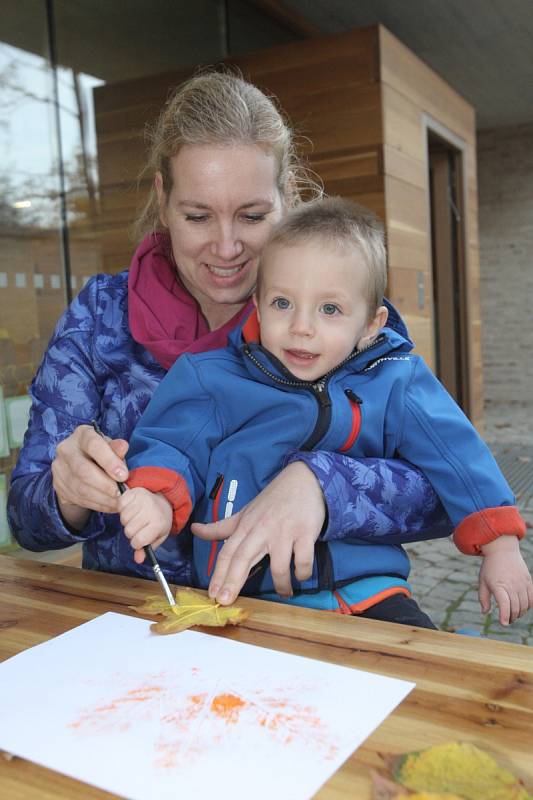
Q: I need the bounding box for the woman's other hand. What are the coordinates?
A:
[191,461,325,605]
[51,424,129,530]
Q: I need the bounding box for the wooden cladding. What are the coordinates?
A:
[93,24,482,425]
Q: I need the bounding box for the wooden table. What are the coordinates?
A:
[1,555,532,799]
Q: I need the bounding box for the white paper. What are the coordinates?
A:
[0,612,414,800]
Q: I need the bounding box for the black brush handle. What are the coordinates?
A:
[91,420,176,605]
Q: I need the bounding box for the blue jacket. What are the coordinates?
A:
[127,309,523,607]
[8,272,451,590]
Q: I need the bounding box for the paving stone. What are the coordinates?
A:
[445,570,479,584]
[456,600,483,614]
[426,584,470,602]
[487,631,528,645]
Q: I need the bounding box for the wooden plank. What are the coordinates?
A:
[384,175,430,277]
[379,26,475,143]
[382,143,426,190]
[398,314,435,367]
[93,27,380,115]
[319,173,383,198]
[311,147,381,181]
[387,267,431,319]
[381,82,425,163]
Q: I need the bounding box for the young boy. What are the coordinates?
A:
[119,197,532,628]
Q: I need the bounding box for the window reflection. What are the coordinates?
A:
[1,0,295,553]
[0,36,62,549]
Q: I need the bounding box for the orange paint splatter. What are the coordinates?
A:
[210,693,247,724]
[68,683,164,731]
[68,671,340,771]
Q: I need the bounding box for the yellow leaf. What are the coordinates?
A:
[371,769,462,799]
[131,588,249,634]
[387,742,531,800]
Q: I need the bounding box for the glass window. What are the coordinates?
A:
[1,3,63,551]
[1,0,294,555]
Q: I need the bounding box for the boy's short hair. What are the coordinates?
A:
[257,196,387,319]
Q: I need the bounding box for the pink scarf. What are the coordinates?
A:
[128,233,253,370]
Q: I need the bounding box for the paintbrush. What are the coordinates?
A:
[91,420,176,606]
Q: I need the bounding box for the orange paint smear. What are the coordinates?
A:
[210,693,247,724]
[69,674,340,768]
[69,684,164,730]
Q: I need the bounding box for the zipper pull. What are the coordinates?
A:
[209,473,224,500]
[313,380,331,407]
[344,388,362,404]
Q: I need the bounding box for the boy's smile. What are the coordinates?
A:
[255,239,387,382]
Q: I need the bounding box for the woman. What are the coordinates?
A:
[8,72,449,621]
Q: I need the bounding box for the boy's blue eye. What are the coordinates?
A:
[242,213,266,223]
[273,297,291,310]
[321,303,340,315]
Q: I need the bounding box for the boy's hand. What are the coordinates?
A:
[118,488,173,565]
[478,536,533,625]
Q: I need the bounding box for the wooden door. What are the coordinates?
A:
[428,138,470,412]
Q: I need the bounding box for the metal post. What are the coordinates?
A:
[45,0,73,305]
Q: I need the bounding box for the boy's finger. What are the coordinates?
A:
[478,581,491,613]
[509,591,521,624]
[494,588,511,625]
[518,588,530,619]
[134,548,146,564]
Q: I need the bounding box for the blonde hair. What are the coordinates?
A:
[136,69,319,237]
[258,196,387,318]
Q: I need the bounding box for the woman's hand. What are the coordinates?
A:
[51,424,130,530]
[191,461,325,605]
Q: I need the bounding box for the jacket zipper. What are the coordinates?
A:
[207,473,224,577]
[243,335,384,451]
[340,389,363,452]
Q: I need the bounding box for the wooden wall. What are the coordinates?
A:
[379,27,482,425]
[93,27,386,271]
[93,24,482,425]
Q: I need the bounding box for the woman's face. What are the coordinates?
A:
[157,144,285,328]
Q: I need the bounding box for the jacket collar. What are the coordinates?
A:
[230,304,413,386]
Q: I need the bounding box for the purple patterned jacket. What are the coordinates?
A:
[8,272,451,586]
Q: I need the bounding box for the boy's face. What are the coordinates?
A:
[255,239,387,382]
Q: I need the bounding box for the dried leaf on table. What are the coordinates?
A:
[131,588,249,634]
[371,769,462,799]
[379,742,532,800]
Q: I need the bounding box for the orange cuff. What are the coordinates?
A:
[127,466,193,533]
[453,506,526,555]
